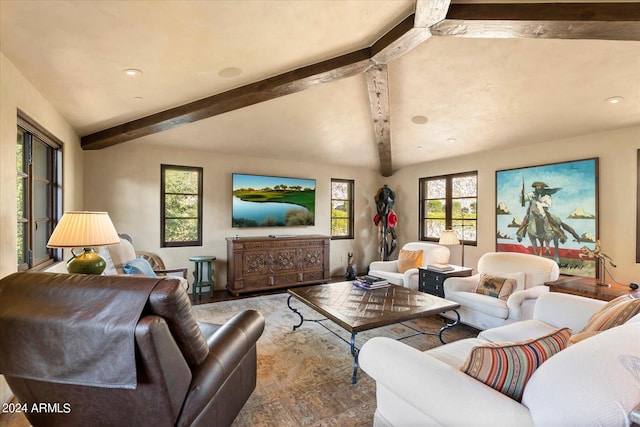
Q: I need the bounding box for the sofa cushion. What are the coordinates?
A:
[478,319,559,344]
[426,338,485,369]
[461,327,571,401]
[522,322,640,426]
[583,294,640,332]
[474,274,516,300]
[123,257,158,277]
[397,249,423,273]
[447,291,510,319]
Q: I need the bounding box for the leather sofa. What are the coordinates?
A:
[0,272,264,427]
[360,292,640,426]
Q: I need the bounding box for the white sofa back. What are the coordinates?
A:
[401,242,450,267]
[533,292,606,332]
[478,252,560,291]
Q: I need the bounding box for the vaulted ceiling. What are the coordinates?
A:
[1,1,639,176]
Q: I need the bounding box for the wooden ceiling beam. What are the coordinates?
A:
[81,1,639,178]
[431,3,640,40]
[368,1,451,176]
[366,65,392,177]
[81,49,372,150]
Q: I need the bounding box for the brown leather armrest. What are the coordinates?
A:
[179,310,265,425]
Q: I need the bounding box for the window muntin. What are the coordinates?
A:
[17,118,61,271]
[420,172,477,244]
[331,179,354,239]
[161,165,203,247]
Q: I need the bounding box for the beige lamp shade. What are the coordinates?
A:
[438,229,460,246]
[47,211,120,248]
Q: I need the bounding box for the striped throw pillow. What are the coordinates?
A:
[583,295,640,332]
[461,328,572,401]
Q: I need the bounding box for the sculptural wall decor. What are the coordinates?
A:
[373,185,398,261]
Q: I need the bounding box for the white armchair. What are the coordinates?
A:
[444,252,559,330]
[368,242,450,290]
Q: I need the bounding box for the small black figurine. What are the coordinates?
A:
[345,252,357,280]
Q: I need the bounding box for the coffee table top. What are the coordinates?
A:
[287,281,459,333]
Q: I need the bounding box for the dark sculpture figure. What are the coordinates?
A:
[345,252,357,280]
[373,185,397,261]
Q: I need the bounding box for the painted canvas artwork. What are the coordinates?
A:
[232,174,316,228]
[496,158,598,277]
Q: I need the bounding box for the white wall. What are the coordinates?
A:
[0,52,83,404]
[83,143,383,287]
[2,46,639,405]
[387,126,640,284]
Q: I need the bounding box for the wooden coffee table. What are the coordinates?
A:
[287,281,460,383]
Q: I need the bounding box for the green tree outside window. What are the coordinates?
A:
[161,165,203,247]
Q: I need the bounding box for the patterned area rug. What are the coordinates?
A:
[192,292,479,427]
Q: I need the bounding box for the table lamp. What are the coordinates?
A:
[47,211,120,274]
[439,229,463,267]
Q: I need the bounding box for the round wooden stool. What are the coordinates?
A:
[189,256,216,298]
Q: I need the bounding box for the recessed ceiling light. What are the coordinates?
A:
[605,96,623,105]
[218,67,242,78]
[123,68,142,77]
[447,138,457,143]
[411,115,428,124]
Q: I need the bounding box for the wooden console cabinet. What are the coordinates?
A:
[226,235,330,295]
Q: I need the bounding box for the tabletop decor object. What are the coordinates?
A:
[47,211,120,274]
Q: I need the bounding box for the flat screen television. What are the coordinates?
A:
[232,173,316,227]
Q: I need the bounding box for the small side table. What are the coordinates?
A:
[419,265,473,298]
[545,275,639,302]
[189,256,216,298]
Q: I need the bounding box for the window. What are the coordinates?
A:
[331,179,354,239]
[419,171,477,244]
[161,165,203,247]
[16,116,62,271]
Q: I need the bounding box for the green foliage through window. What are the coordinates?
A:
[331,179,354,239]
[161,165,203,247]
[419,172,477,244]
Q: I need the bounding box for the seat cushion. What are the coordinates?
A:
[461,328,572,401]
[478,319,560,343]
[447,291,509,319]
[426,338,485,369]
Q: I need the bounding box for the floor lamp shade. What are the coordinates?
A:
[47,211,120,274]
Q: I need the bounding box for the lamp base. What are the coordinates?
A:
[67,248,106,275]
